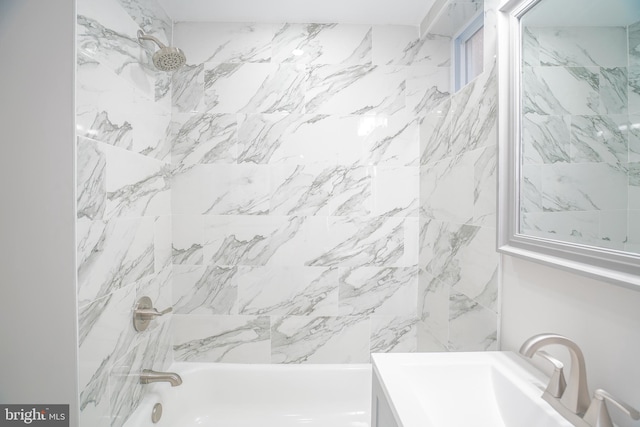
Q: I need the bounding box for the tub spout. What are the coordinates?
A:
[140,369,182,387]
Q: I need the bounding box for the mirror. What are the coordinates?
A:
[498,0,640,288]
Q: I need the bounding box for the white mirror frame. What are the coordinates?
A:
[497,0,640,289]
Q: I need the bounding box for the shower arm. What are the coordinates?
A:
[137,30,167,49]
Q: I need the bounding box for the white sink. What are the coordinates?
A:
[372,352,575,427]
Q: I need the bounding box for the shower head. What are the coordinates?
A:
[137,30,186,72]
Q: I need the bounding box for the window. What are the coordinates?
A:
[454,12,484,92]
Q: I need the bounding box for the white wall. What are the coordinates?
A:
[0,1,79,426]
[498,1,640,425]
[501,255,640,427]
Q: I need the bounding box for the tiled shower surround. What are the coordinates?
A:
[521,23,640,252]
[75,0,498,424]
[418,2,499,352]
[169,23,442,363]
[76,0,174,425]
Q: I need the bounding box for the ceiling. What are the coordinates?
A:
[157,0,436,26]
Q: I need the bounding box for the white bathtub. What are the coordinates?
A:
[124,362,372,427]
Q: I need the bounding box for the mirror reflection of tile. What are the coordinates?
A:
[520,17,640,254]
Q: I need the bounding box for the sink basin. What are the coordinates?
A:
[372,352,575,427]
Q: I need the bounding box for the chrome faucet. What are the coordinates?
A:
[140,369,183,387]
[520,333,591,416]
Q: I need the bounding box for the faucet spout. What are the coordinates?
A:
[140,369,183,387]
[520,333,590,415]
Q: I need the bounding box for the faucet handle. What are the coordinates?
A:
[133,296,173,332]
[137,306,172,318]
[535,350,567,398]
[583,389,640,427]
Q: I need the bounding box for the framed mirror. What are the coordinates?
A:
[497,0,640,288]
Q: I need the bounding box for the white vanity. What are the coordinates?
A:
[371,334,639,427]
[371,351,574,427]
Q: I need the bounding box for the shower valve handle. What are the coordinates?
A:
[136,306,172,319]
[133,296,172,332]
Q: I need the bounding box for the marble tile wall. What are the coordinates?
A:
[76,0,173,425]
[75,1,503,422]
[522,24,638,251]
[417,0,500,352]
[169,22,445,363]
[627,20,640,252]
[169,0,500,362]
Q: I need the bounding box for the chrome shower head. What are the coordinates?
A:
[137,30,186,72]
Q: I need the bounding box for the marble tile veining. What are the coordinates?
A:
[104,145,171,218]
[172,215,204,265]
[173,315,271,363]
[420,100,453,165]
[536,26,627,68]
[370,316,418,353]
[473,145,498,228]
[522,114,571,165]
[77,137,107,220]
[407,66,450,117]
[569,115,628,166]
[523,66,599,116]
[448,292,497,351]
[200,164,271,215]
[272,23,372,65]
[302,216,419,268]
[629,22,640,114]
[171,64,204,114]
[77,217,155,306]
[338,267,418,316]
[269,164,373,216]
[78,284,137,425]
[271,315,370,363]
[373,26,450,67]
[420,154,474,223]
[417,269,449,345]
[203,215,304,266]
[599,67,628,114]
[173,264,239,314]
[171,113,238,169]
[174,22,275,64]
[77,1,156,97]
[237,266,339,316]
[449,61,498,156]
[204,63,307,114]
[305,64,406,115]
[540,162,628,212]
